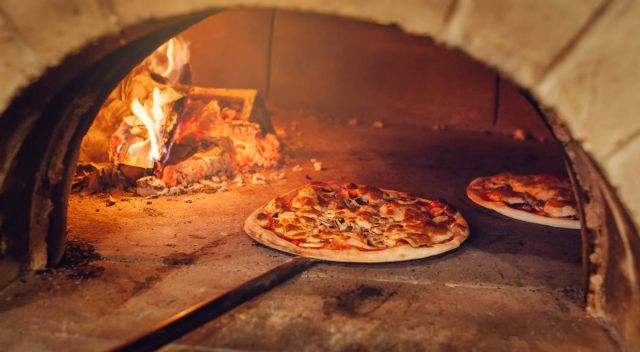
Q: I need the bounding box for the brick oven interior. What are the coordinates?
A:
[0,8,631,351]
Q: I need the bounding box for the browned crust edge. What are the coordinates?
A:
[243,185,470,263]
[466,177,580,230]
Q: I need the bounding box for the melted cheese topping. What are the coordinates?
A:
[257,181,467,251]
[471,173,578,219]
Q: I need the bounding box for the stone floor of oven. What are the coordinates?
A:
[0,116,619,351]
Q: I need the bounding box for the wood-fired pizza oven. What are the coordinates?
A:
[0,3,638,351]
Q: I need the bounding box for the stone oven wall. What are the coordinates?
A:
[0,0,638,348]
[180,9,549,137]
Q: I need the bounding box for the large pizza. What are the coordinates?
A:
[244,181,470,262]
[466,172,580,229]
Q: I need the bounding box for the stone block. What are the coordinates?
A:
[111,0,452,38]
[0,15,40,112]
[289,0,454,37]
[110,0,218,28]
[0,0,119,68]
[538,0,640,163]
[444,0,603,86]
[605,135,640,228]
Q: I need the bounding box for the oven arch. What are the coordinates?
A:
[0,1,637,348]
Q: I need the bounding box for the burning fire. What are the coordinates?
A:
[128,87,166,163]
[144,37,190,84]
[108,37,189,168]
[79,34,284,194]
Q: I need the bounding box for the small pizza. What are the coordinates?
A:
[244,181,469,263]
[466,172,580,229]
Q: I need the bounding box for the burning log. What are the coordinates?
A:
[79,35,285,196]
[73,163,123,192]
[186,87,274,133]
[160,147,236,187]
[109,77,185,170]
[105,85,283,193]
[81,37,191,164]
[251,173,267,185]
[169,95,282,172]
[135,176,169,197]
[74,163,151,193]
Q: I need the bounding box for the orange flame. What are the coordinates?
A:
[93,34,284,181]
[143,37,190,84]
[128,87,166,163]
[109,36,190,166]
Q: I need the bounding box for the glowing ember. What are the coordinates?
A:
[79,34,284,194]
[170,99,282,172]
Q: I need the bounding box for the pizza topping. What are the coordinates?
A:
[450,223,468,237]
[469,173,578,220]
[544,199,577,218]
[402,233,432,247]
[364,229,385,247]
[256,181,468,251]
[432,215,450,224]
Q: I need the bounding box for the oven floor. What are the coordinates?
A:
[0,115,618,351]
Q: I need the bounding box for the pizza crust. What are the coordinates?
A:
[466,179,580,230]
[244,186,470,263]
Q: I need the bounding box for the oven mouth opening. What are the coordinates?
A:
[0,6,637,350]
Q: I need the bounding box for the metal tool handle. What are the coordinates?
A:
[108,256,316,352]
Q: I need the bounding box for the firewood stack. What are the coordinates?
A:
[75,36,284,197]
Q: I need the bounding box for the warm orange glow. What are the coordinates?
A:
[84,34,283,189]
[129,87,166,163]
[144,37,190,84]
[108,37,189,167]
